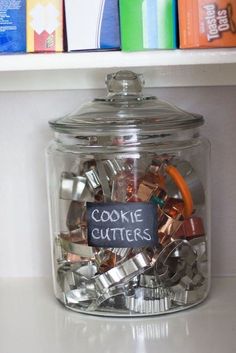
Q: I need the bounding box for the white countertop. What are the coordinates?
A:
[0,277,235,353]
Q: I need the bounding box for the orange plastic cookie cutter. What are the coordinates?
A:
[165,165,193,218]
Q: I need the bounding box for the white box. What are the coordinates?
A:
[65,0,120,51]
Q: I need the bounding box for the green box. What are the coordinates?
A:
[119,0,177,51]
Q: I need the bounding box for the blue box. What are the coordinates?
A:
[0,0,26,53]
[65,0,120,51]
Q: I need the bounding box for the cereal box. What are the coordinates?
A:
[0,0,26,53]
[27,0,63,52]
[178,0,236,48]
[119,0,177,51]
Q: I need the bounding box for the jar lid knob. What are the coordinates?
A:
[106,70,144,96]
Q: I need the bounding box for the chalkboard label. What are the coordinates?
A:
[87,202,158,248]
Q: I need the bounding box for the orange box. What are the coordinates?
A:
[178,0,236,48]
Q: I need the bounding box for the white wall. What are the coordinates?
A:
[0,86,235,277]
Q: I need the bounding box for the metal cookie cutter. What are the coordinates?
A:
[58,261,96,288]
[111,169,139,202]
[84,169,101,191]
[93,283,126,309]
[65,288,97,304]
[99,248,133,271]
[58,261,98,305]
[174,217,205,239]
[171,281,207,305]
[189,236,208,277]
[110,247,132,260]
[138,271,163,299]
[59,233,95,258]
[82,159,97,173]
[140,271,160,285]
[66,201,86,231]
[189,236,207,259]
[154,239,197,286]
[60,172,93,202]
[138,277,163,299]
[137,180,168,204]
[95,252,151,293]
[158,198,185,246]
[90,275,140,311]
[144,163,166,190]
[95,249,117,273]
[103,159,124,179]
[125,287,172,314]
[95,248,132,271]
[67,273,97,304]
[96,160,111,201]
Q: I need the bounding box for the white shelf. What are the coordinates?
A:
[0,277,235,353]
[1,49,236,91]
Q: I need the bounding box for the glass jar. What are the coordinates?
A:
[46,71,210,316]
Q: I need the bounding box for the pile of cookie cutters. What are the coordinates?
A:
[56,154,208,315]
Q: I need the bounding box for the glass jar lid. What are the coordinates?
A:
[49,70,204,135]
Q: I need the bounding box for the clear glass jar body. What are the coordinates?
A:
[46,128,210,317]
